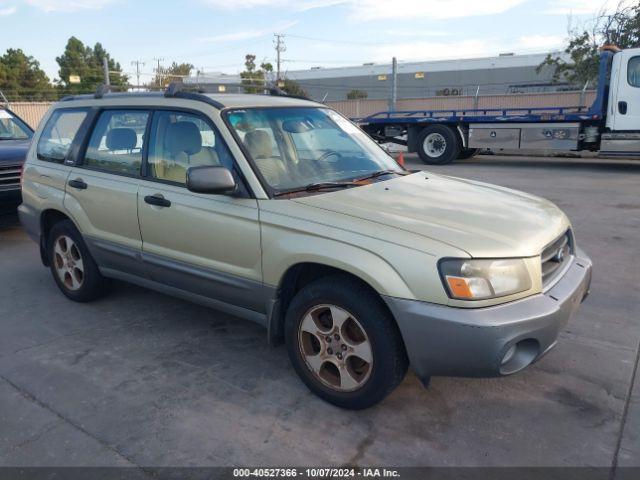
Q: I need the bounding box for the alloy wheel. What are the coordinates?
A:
[53,235,84,291]
[298,304,373,392]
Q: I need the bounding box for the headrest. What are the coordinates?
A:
[106,128,137,150]
[244,129,272,159]
[165,121,202,156]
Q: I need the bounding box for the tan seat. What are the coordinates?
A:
[244,130,287,186]
[153,121,219,183]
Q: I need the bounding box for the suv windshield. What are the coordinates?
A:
[0,109,33,140]
[226,107,403,194]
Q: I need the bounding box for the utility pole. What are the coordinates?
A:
[103,57,110,86]
[389,56,397,112]
[153,57,165,87]
[274,34,286,84]
[131,60,145,90]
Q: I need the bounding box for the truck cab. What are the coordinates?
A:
[606,47,640,132]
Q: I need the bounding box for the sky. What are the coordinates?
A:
[0,0,621,83]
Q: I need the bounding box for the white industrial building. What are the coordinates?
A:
[185,51,571,102]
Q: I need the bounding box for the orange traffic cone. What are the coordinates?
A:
[397,151,405,167]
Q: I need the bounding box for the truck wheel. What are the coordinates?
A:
[458,148,479,160]
[284,275,408,410]
[416,125,460,164]
[47,220,109,302]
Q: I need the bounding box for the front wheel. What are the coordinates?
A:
[284,275,408,409]
[416,125,461,165]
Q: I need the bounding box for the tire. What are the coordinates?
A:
[416,125,460,165]
[457,148,479,160]
[47,220,108,302]
[284,275,408,409]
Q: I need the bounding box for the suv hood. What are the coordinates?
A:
[0,139,30,165]
[292,172,569,258]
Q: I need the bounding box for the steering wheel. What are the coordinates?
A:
[317,150,343,162]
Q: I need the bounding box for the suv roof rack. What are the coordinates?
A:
[58,81,312,107]
[165,80,311,101]
[163,82,224,109]
[60,83,224,109]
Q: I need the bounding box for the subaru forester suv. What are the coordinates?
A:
[19,89,592,409]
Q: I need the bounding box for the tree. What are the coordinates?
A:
[280,78,309,98]
[347,89,368,100]
[56,37,128,93]
[152,62,194,88]
[240,54,273,93]
[0,49,55,100]
[538,1,640,86]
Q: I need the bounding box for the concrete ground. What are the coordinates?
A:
[0,155,639,472]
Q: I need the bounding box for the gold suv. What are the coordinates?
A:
[19,89,592,409]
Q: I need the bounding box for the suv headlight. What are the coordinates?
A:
[439,258,532,300]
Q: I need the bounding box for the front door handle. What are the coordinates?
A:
[618,101,628,114]
[68,178,87,190]
[144,194,171,208]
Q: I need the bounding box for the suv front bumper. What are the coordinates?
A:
[383,249,592,383]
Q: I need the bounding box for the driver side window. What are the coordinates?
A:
[628,56,640,87]
[147,110,234,185]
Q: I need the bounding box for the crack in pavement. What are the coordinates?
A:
[0,373,154,476]
[610,336,640,480]
[345,421,377,467]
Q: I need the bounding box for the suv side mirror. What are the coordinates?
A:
[186,166,237,195]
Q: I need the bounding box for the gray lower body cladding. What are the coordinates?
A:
[17,203,39,241]
[17,204,275,325]
[83,236,275,320]
[384,249,593,381]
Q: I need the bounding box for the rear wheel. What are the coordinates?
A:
[285,275,408,409]
[47,220,108,302]
[458,148,479,160]
[416,125,460,165]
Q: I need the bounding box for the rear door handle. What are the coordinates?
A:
[68,178,87,190]
[618,101,628,114]
[144,194,171,208]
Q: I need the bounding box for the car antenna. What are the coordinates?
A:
[165,82,182,97]
[94,84,111,99]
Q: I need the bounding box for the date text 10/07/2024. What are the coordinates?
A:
[233,468,401,478]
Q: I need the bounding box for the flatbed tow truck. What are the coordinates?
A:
[353,46,640,164]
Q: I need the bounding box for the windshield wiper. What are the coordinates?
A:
[272,170,409,197]
[273,181,355,197]
[351,169,409,182]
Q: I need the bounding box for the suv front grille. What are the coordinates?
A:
[0,164,22,192]
[541,230,573,287]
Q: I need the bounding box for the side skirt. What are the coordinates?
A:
[100,267,269,328]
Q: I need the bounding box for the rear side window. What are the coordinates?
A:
[628,56,640,87]
[37,109,88,163]
[83,110,149,175]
